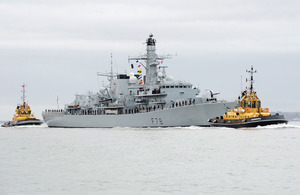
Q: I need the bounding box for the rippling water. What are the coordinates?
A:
[0,122,300,194]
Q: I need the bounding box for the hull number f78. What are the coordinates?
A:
[151,118,163,125]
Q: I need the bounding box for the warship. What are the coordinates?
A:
[42,34,236,128]
[2,84,43,127]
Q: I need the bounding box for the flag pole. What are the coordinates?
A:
[57,96,59,109]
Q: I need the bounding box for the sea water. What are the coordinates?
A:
[0,122,299,195]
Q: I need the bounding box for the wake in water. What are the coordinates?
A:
[1,122,299,130]
[224,123,300,130]
[254,123,300,130]
[0,123,48,129]
[178,123,300,130]
[174,126,207,130]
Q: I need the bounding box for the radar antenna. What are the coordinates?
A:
[21,83,26,103]
[246,66,257,92]
[128,34,172,84]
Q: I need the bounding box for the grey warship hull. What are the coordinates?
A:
[43,34,236,128]
[43,102,235,128]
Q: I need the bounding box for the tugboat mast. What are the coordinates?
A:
[246,66,257,93]
[21,83,26,103]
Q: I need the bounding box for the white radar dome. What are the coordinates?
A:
[129,72,137,84]
[99,87,106,93]
[157,72,163,78]
[166,76,174,81]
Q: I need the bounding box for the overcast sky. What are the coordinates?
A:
[1,0,299,120]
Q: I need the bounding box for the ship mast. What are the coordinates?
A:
[146,34,158,84]
[128,34,171,85]
[97,54,117,99]
[246,66,257,93]
[21,83,26,103]
[110,53,113,90]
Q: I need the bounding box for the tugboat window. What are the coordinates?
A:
[258,101,261,108]
[248,101,251,107]
[253,101,256,108]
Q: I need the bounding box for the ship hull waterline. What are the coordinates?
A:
[1,119,43,127]
[43,102,235,128]
[209,115,288,128]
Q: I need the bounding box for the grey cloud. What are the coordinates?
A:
[0,0,299,120]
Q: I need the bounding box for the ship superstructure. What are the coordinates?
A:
[42,34,236,128]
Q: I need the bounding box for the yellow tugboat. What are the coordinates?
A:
[1,84,43,127]
[209,66,288,128]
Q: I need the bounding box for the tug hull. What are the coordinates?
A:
[209,115,288,128]
[2,119,43,127]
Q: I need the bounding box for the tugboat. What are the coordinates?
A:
[1,84,43,127]
[208,66,288,128]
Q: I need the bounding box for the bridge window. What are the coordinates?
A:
[248,101,251,107]
[253,101,257,108]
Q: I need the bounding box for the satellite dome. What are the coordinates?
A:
[99,87,106,93]
[129,72,137,84]
[157,72,163,78]
[166,76,174,81]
